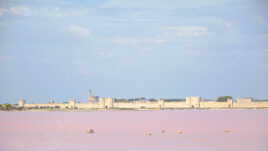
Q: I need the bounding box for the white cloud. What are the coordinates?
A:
[97,51,114,59]
[112,38,167,45]
[154,39,168,43]
[42,8,88,17]
[68,25,90,37]
[0,56,17,64]
[9,6,30,16]
[167,26,208,37]
[100,0,232,9]
[0,6,30,16]
[223,21,232,29]
[0,6,88,17]
[215,19,233,30]
[263,34,268,41]
[0,8,8,16]
[255,16,265,24]
[112,38,139,45]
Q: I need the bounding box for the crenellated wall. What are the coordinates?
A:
[18,97,268,110]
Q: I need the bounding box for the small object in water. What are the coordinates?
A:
[224,130,231,133]
[146,132,152,136]
[176,130,183,134]
[161,130,165,134]
[87,129,95,134]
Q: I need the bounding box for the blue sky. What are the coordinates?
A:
[0,0,268,103]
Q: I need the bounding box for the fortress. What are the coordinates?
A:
[17,92,268,110]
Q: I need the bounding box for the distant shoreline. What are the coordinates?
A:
[2,108,268,112]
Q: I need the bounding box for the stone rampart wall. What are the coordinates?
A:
[233,102,268,108]
[76,103,100,109]
[113,102,160,109]
[24,103,68,109]
[200,102,231,108]
[20,98,268,110]
[164,102,191,108]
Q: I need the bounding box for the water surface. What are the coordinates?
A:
[1,110,268,151]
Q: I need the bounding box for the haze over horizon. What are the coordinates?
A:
[1,0,268,104]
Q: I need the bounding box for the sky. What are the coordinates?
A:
[0,0,268,104]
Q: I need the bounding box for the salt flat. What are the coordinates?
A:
[0,110,268,151]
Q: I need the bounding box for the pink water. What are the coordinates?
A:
[0,110,268,151]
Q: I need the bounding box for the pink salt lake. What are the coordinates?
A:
[1,110,268,151]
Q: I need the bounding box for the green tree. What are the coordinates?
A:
[217,96,232,102]
[5,104,12,110]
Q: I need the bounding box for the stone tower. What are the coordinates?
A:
[186,96,201,108]
[98,97,114,109]
[18,99,26,107]
[105,98,114,109]
[99,97,105,108]
[158,99,164,109]
[227,98,233,108]
[88,90,96,103]
[69,99,76,109]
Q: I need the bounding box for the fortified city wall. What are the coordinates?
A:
[17,96,268,110]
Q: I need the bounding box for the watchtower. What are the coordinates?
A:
[98,97,114,109]
[105,98,114,109]
[158,99,164,109]
[99,97,105,108]
[227,98,233,108]
[69,99,76,109]
[186,96,201,108]
[18,99,26,107]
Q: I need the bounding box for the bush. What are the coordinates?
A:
[217,96,232,102]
